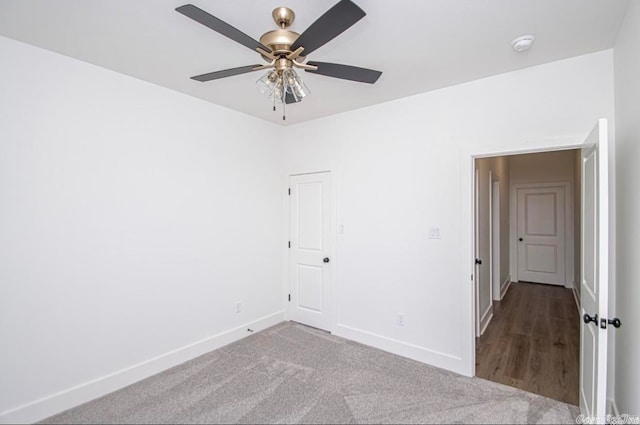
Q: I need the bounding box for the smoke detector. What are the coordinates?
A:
[512,35,535,52]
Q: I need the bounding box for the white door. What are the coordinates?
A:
[288,172,332,331]
[474,169,480,336]
[516,185,566,285]
[579,119,609,419]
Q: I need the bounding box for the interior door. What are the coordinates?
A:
[516,185,566,285]
[474,168,481,336]
[288,172,332,331]
[579,120,609,419]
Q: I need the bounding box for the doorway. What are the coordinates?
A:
[474,149,582,405]
[465,120,611,417]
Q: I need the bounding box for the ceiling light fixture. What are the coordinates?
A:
[252,7,313,120]
[512,35,535,52]
[256,65,310,120]
[175,1,382,122]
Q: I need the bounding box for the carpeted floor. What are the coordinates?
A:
[41,322,579,424]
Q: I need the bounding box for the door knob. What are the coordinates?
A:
[323,257,330,263]
[519,237,523,241]
[475,258,482,265]
[608,317,622,328]
[601,317,622,329]
[583,313,598,326]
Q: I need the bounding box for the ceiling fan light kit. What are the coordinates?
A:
[176,0,382,121]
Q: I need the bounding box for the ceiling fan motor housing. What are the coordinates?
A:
[259,29,300,57]
[259,7,301,59]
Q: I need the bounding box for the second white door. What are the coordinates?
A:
[288,172,332,331]
[516,185,566,285]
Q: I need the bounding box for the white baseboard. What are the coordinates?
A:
[572,287,581,314]
[500,275,512,299]
[0,312,285,425]
[479,305,493,336]
[334,323,466,376]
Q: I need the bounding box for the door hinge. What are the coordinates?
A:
[288,188,291,195]
[471,274,474,281]
[288,241,291,248]
[288,294,291,302]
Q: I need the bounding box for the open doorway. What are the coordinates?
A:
[474,149,582,405]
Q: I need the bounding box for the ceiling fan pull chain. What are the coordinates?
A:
[282,97,286,121]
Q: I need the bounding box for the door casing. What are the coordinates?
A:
[461,133,601,379]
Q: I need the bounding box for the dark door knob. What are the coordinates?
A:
[323,257,330,263]
[583,313,598,325]
[519,237,523,241]
[607,317,622,328]
[475,258,482,265]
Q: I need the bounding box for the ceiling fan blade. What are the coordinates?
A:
[176,4,270,53]
[285,92,300,104]
[305,62,382,84]
[191,65,261,82]
[290,0,365,56]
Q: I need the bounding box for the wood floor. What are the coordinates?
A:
[475,281,580,405]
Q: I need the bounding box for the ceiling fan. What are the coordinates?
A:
[176,0,382,119]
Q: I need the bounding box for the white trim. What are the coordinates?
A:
[333,323,465,374]
[491,180,501,301]
[0,312,285,425]
[488,170,494,305]
[462,133,586,378]
[479,305,493,336]
[572,287,581,315]
[500,276,512,299]
[510,181,574,287]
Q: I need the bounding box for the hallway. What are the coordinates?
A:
[476,281,580,405]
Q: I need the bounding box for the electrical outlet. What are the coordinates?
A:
[235,302,242,314]
[396,313,405,327]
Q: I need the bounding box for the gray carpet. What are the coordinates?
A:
[41,322,579,424]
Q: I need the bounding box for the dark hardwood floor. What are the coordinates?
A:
[475,281,580,405]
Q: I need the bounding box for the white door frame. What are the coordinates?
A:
[476,168,494,336]
[461,134,586,377]
[491,179,501,301]
[284,169,337,333]
[509,181,575,288]
[474,168,481,336]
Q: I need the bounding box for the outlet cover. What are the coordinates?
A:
[428,227,441,239]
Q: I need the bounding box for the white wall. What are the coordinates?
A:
[509,150,576,185]
[0,37,284,422]
[283,50,614,376]
[613,1,640,414]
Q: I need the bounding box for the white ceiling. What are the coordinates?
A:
[0,0,629,125]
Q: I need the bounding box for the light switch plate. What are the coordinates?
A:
[428,227,441,239]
